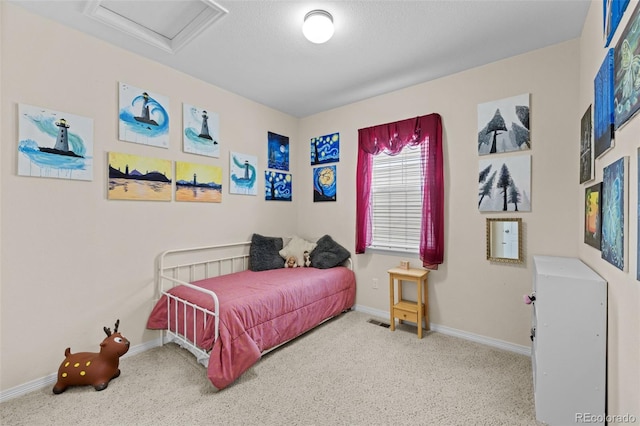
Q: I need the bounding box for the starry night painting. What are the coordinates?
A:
[265,171,292,201]
[313,165,337,202]
[119,82,169,148]
[183,103,219,157]
[594,49,615,158]
[267,131,289,171]
[601,156,627,270]
[18,104,93,181]
[230,151,257,195]
[311,132,340,165]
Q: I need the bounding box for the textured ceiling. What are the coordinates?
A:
[11,0,590,118]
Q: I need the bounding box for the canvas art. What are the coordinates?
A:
[118,82,169,148]
[108,152,172,201]
[477,93,530,155]
[594,49,615,158]
[313,165,337,202]
[584,182,603,250]
[183,103,219,157]
[18,104,94,181]
[478,154,531,212]
[267,131,289,171]
[580,105,594,184]
[601,156,627,270]
[311,132,340,165]
[229,151,257,195]
[614,1,640,130]
[604,0,631,47]
[265,170,292,201]
[175,161,222,203]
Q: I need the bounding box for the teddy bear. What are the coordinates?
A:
[285,255,299,268]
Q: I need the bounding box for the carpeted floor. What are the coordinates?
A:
[0,311,541,425]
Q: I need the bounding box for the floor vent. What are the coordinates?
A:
[367,319,390,328]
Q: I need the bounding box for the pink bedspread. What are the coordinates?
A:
[146,266,356,389]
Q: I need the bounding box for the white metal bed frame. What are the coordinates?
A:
[157,242,251,367]
[156,241,353,369]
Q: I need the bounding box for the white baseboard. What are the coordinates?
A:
[0,337,162,403]
[353,304,531,356]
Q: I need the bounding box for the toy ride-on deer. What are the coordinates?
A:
[53,319,130,394]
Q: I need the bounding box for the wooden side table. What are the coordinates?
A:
[388,267,429,338]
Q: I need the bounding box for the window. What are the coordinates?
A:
[370,145,422,253]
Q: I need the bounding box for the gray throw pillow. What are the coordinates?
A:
[249,234,284,271]
[309,235,350,269]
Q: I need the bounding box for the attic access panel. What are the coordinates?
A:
[84,0,228,54]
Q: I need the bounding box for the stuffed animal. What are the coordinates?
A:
[52,320,130,394]
[285,255,299,268]
[303,250,311,267]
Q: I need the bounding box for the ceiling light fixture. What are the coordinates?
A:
[302,10,334,44]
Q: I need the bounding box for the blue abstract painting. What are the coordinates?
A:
[604,0,630,47]
[311,132,340,165]
[18,104,93,181]
[183,103,219,157]
[614,1,640,130]
[265,171,292,201]
[313,165,337,202]
[594,49,615,158]
[601,156,627,270]
[267,131,289,171]
[230,152,257,195]
[119,82,169,148]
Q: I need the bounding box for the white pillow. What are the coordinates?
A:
[279,236,317,266]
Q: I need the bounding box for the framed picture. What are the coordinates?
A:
[311,132,340,164]
[478,154,531,212]
[313,165,337,202]
[477,93,530,155]
[183,103,219,157]
[584,182,602,250]
[107,152,172,201]
[267,131,289,171]
[265,171,291,201]
[604,0,630,47]
[18,104,94,181]
[118,82,169,148]
[229,151,257,195]
[594,49,615,158]
[580,105,594,184]
[601,156,628,270]
[614,1,640,130]
[175,161,222,203]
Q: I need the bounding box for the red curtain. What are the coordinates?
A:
[355,113,444,269]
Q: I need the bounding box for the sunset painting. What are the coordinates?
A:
[108,152,172,201]
[175,161,222,203]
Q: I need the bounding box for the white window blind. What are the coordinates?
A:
[370,145,422,253]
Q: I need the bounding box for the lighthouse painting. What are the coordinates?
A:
[229,151,257,195]
[18,104,93,181]
[118,82,169,148]
[183,103,220,157]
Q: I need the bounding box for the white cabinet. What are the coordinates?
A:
[532,256,607,426]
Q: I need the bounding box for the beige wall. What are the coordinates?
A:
[578,1,640,420]
[0,4,298,390]
[1,1,638,419]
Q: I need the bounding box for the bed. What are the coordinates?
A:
[146,234,356,390]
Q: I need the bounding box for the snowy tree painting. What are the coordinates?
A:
[478,93,530,155]
[478,154,531,212]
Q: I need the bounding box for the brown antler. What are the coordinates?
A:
[103,326,112,337]
[114,319,120,333]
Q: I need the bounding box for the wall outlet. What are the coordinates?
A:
[372,278,378,289]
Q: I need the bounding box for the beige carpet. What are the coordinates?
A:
[1,311,541,425]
